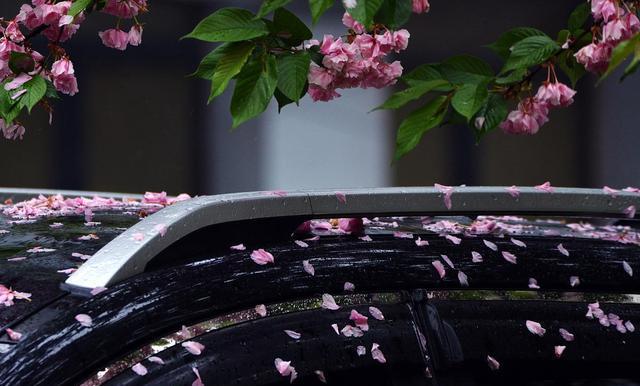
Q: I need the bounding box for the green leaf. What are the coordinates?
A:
[274,83,308,112]
[439,55,494,84]
[19,76,46,113]
[622,42,640,81]
[556,29,570,46]
[309,0,333,25]
[190,43,233,79]
[348,0,384,27]
[557,50,586,87]
[230,55,278,128]
[487,27,546,60]
[473,93,508,139]
[502,35,560,73]
[451,82,489,121]
[394,95,449,160]
[45,79,59,99]
[9,52,35,74]
[271,7,313,46]
[601,33,640,80]
[209,42,255,102]
[495,68,527,85]
[568,2,590,34]
[183,8,269,42]
[375,0,412,29]
[276,52,311,102]
[257,0,294,18]
[69,0,93,17]
[374,79,451,110]
[402,64,444,86]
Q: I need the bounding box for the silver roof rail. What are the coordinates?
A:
[64,187,640,292]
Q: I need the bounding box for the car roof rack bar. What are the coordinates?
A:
[64,186,640,292]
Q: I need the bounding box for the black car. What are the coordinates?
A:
[0,187,639,386]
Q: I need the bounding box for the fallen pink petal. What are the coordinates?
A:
[441,255,455,268]
[5,328,22,341]
[434,183,454,209]
[75,314,93,327]
[344,281,355,291]
[284,330,301,339]
[255,304,267,317]
[557,243,570,256]
[623,261,633,277]
[315,370,327,383]
[502,251,517,264]
[369,306,384,320]
[192,367,204,386]
[528,278,540,289]
[483,240,498,251]
[182,341,205,355]
[511,238,526,248]
[554,345,566,358]
[445,234,462,245]
[230,243,246,251]
[505,185,521,197]
[294,240,309,248]
[559,328,575,342]
[303,260,315,276]
[393,231,413,239]
[415,237,429,246]
[432,260,446,279]
[535,181,554,193]
[250,249,275,265]
[154,223,168,237]
[603,186,619,197]
[371,343,387,363]
[526,320,546,337]
[624,205,637,218]
[487,355,500,370]
[148,356,165,365]
[357,345,366,356]
[132,363,148,376]
[321,293,340,310]
[335,191,347,204]
[331,324,340,335]
[458,271,469,287]
[471,251,483,263]
[570,276,581,287]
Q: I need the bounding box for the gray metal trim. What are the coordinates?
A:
[64,187,640,292]
[0,187,144,202]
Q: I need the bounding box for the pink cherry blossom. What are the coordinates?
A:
[321,293,340,310]
[338,218,364,234]
[500,97,549,135]
[487,355,500,370]
[250,249,274,265]
[369,306,384,320]
[342,12,365,34]
[75,313,93,327]
[255,304,267,317]
[128,25,143,46]
[98,29,129,50]
[182,341,205,355]
[432,260,446,279]
[371,343,387,363]
[302,260,315,276]
[412,0,430,14]
[535,82,576,108]
[102,0,147,19]
[559,328,575,342]
[575,42,613,74]
[502,251,517,264]
[591,0,618,21]
[526,320,546,337]
[132,363,148,376]
[603,13,640,42]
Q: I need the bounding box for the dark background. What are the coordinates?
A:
[0,0,637,195]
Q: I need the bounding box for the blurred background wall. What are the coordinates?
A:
[0,0,637,195]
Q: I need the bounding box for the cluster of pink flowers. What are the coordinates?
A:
[500,77,576,135]
[0,0,147,140]
[575,0,640,73]
[307,13,410,102]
